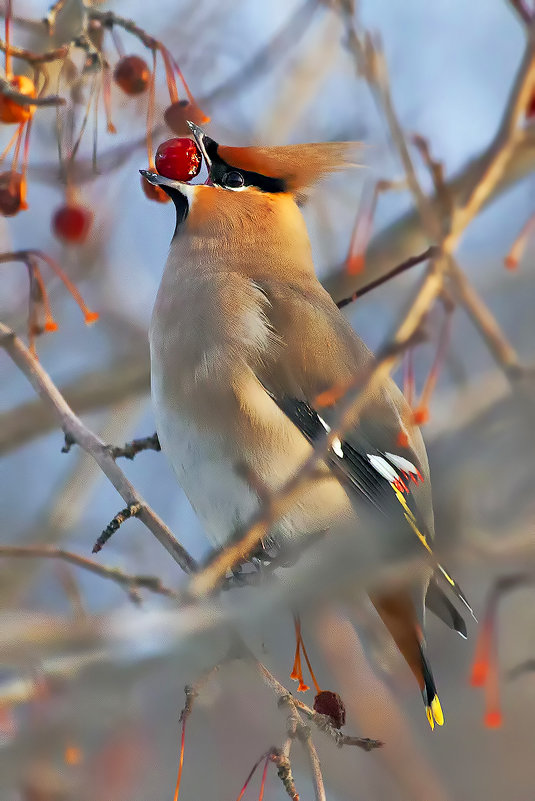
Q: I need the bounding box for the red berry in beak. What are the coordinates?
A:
[52,204,93,244]
[155,137,202,182]
[113,55,151,96]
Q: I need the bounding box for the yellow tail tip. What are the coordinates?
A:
[426,706,435,730]
[430,695,444,726]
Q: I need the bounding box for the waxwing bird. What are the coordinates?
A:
[141,122,472,729]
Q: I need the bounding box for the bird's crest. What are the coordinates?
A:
[217,141,360,195]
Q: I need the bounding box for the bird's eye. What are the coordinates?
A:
[222,170,244,189]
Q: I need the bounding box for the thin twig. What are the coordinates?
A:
[0,544,180,601]
[0,323,196,573]
[448,259,527,378]
[109,433,161,460]
[447,38,535,246]
[92,503,142,553]
[336,246,438,308]
[0,38,69,64]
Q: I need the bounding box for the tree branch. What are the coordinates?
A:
[0,544,180,601]
[0,322,196,574]
[0,357,150,456]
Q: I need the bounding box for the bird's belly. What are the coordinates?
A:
[153,396,354,551]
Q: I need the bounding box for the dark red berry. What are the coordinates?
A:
[113,55,150,96]
[141,174,170,203]
[0,171,25,216]
[155,137,202,182]
[527,90,535,120]
[164,100,207,136]
[313,690,346,729]
[52,204,93,244]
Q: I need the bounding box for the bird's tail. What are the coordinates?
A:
[418,641,444,730]
[371,590,444,730]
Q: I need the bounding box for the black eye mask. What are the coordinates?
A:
[203,137,287,193]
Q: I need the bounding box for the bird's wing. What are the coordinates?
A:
[254,277,473,618]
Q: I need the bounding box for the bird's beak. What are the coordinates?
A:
[139,169,190,192]
[186,120,213,171]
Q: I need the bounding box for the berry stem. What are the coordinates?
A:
[37,251,98,324]
[10,123,24,173]
[258,755,269,801]
[298,628,321,695]
[69,74,98,167]
[20,116,32,208]
[172,56,210,123]
[0,126,21,166]
[417,304,453,413]
[5,0,12,78]
[172,715,186,801]
[236,751,271,801]
[110,26,125,59]
[160,45,179,105]
[403,347,415,407]
[146,48,157,169]
[101,64,116,134]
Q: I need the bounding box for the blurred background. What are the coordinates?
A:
[1,1,535,799]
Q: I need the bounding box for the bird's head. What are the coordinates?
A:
[140,123,359,239]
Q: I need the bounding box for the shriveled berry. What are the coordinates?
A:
[0,75,36,124]
[164,99,208,136]
[52,204,93,244]
[155,137,202,182]
[313,690,346,729]
[0,171,25,216]
[113,55,150,96]
[141,174,170,203]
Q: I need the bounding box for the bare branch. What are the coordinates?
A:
[0,322,196,574]
[0,544,180,601]
[336,246,438,309]
[0,357,150,456]
[0,38,69,64]
[447,38,535,244]
[109,433,161,460]
[92,502,142,554]
[448,259,529,378]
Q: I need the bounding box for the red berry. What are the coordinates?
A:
[113,55,150,96]
[52,204,93,244]
[313,690,346,729]
[527,90,535,120]
[164,99,208,136]
[141,174,171,203]
[0,171,25,216]
[155,138,202,182]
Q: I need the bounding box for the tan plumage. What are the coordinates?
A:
[143,126,456,729]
